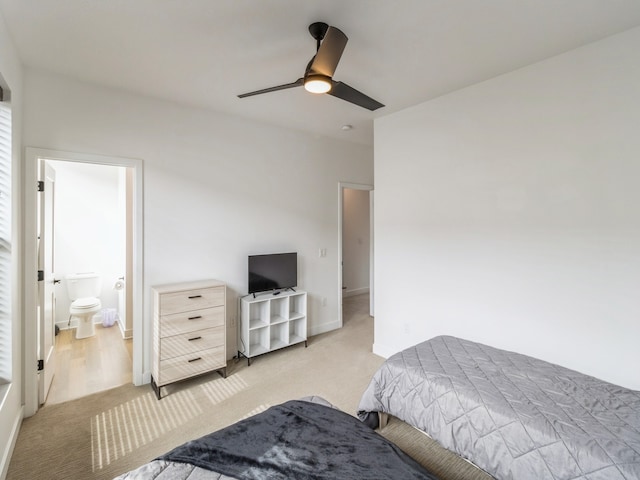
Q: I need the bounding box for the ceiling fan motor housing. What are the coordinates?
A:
[309,22,329,43]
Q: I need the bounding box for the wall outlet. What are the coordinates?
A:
[319,248,327,257]
[322,297,327,307]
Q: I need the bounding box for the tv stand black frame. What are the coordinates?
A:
[251,286,296,299]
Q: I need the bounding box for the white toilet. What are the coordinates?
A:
[66,272,102,339]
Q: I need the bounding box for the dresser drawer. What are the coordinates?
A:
[158,346,225,385]
[159,286,225,315]
[159,306,224,337]
[160,326,224,361]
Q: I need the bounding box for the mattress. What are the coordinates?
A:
[114,459,232,479]
[358,335,640,480]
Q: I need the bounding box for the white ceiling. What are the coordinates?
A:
[2,0,640,146]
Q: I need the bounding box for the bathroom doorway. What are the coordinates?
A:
[24,148,143,416]
[44,160,133,405]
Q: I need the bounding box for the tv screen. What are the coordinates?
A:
[248,252,297,294]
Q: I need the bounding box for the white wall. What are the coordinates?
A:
[0,8,23,480]
[23,69,373,379]
[47,160,125,329]
[342,188,370,296]
[374,27,640,389]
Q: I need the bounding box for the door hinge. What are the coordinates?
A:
[37,359,44,371]
[37,180,44,192]
[37,270,44,281]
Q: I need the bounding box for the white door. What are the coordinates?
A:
[38,161,57,405]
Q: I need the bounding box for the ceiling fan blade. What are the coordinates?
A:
[328,81,384,111]
[309,26,348,77]
[238,78,304,98]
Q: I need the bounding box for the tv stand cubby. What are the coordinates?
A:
[238,290,307,366]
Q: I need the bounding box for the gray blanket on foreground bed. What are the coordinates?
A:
[116,399,439,480]
[358,335,640,480]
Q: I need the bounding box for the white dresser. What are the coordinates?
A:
[151,279,226,399]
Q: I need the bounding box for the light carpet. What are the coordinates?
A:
[7,295,385,479]
[7,294,490,480]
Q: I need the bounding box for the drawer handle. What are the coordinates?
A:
[188,336,202,342]
[188,295,202,299]
[188,357,202,363]
[188,315,202,320]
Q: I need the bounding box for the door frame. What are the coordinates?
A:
[337,182,374,328]
[24,147,144,417]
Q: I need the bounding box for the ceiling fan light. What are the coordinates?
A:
[304,75,332,94]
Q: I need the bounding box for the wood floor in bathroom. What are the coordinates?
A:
[45,323,133,405]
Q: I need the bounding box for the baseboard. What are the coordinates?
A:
[372,342,395,359]
[56,319,130,337]
[308,319,341,337]
[343,287,369,298]
[55,316,103,330]
[117,320,133,339]
[0,404,23,480]
[141,371,151,386]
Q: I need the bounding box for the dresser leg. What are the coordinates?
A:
[151,376,162,400]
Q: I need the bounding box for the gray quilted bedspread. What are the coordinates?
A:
[357,335,640,480]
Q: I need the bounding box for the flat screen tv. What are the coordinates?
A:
[248,252,297,295]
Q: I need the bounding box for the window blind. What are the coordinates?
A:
[0,100,12,383]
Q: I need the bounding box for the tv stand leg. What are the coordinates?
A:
[237,351,252,366]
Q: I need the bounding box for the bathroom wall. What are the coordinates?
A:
[48,160,126,329]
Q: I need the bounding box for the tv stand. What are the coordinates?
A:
[238,290,307,366]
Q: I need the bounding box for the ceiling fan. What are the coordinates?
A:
[238,22,384,111]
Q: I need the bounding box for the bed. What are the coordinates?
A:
[114,396,440,480]
[358,335,640,480]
